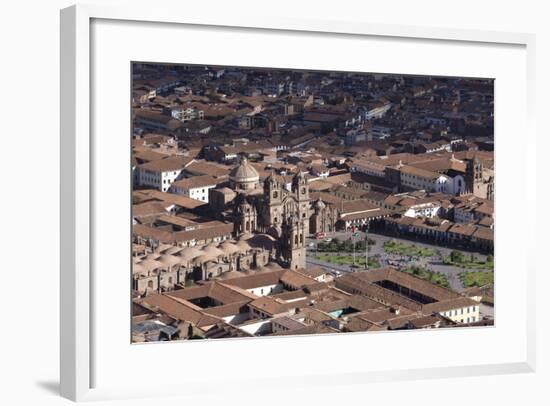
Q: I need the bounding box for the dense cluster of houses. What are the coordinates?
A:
[131,64,494,341]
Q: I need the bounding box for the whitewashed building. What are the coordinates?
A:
[349,159,386,178]
[137,156,194,192]
[403,202,442,218]
[363,101,391,120]
[169,175,218,203]
[399,165,450,193]
[171,106,204,122]
[424,298,480,324]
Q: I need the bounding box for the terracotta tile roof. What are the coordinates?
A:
[399,165,442,180]
[410,158,466,173]
[170,175,219,190]
[339,199,379,214]
[249,296,309,316]
[448,223,477,237]
[184,161,232,178]
[271,323,339,336]
[155,215,197,229]
[133,222,234,244]
[137,190,208,209]
[139,156,194,172]
[408,314,442,328]
[310,192,345,205]
[323,173,352,185]
[359,268,459,302]
[221,269,286,290]
[272,316,308,331]
[472,226,494,241]
[132,201,168,218]
[336,273,423,311]
[167,282,254,305]
[422,297,478,314]
[139,294,220,328]
[295,267,327,279]
[345,317,386,332]
[280,270,318,289]
[133,149,172,163]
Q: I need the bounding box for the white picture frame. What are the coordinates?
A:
[60,3,537,402]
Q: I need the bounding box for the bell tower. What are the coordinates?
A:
[292,171,309,202]
[236,194,257,235]
[264,171,283,227]
[281,213,306,270]
[292,170,310,223]
[466,157,483,194]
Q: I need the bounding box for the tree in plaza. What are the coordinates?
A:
[331,241,338,252]
[450,250,464,263]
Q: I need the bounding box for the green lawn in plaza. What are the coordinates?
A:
[383,240,438,257]
[444,250,494,270]
[459,271,494,288]
[315,253,380,269]
[316,237,375,253]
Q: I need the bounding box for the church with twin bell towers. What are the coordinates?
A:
[231,157,311,270]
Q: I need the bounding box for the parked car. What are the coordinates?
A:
[315,232,327,239]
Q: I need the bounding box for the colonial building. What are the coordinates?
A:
[465,157,494,201]
[137,156,194,192]
[310,199,338,234]
[224,158,312,270]
[229,157,260,190]
[169,175,218,202]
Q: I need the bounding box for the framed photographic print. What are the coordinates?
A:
[60,3,536,402]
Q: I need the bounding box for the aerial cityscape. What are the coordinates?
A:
[131,63,494,342]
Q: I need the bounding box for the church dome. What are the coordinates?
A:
[201,244,224,258]
[158,254,180,267]
[178,246,203,263]
[230,157,259,183]
[220,241,240,255]
[139,257,163,272]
